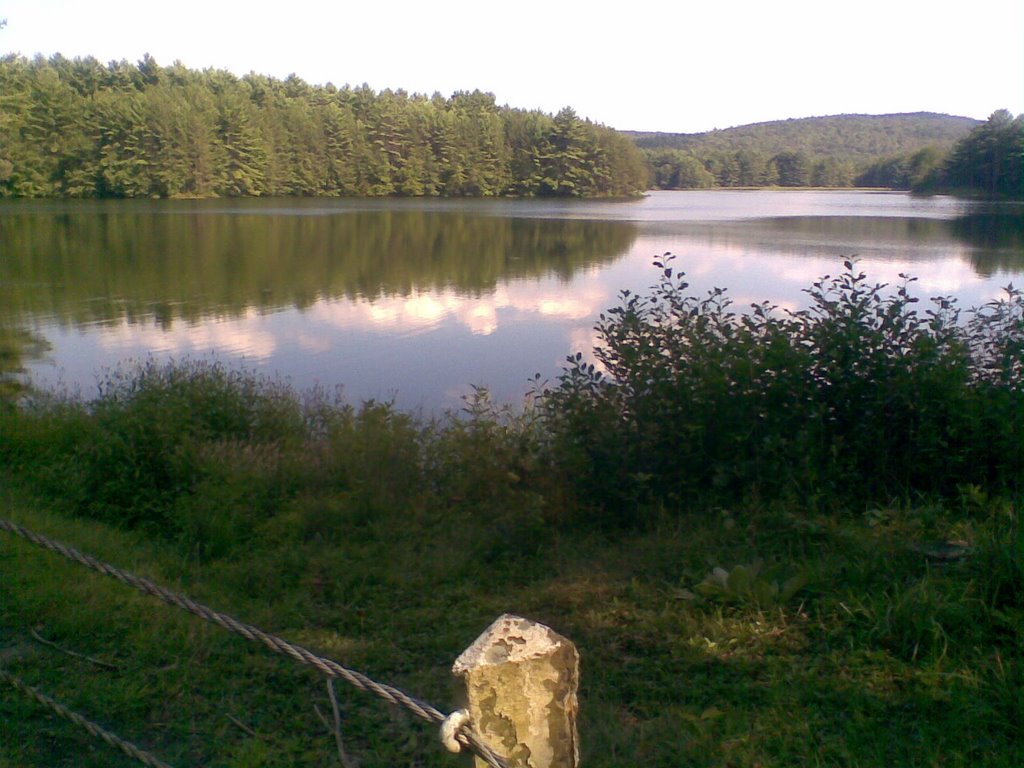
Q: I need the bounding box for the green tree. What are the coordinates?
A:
[446,91,509,195]
[94,88,153,196]
[591,125,648,195]
[645,149,713,189]
[906,146,944,189]
[941,110,1024,198]
[857,146,945,190]
[0,54,649,200]
[773,151,811,187]
[20,58,97,195]
[735,149,777,186]
[538,107,595,196]
[318,99,360,195]
[811,157,854,187]
[215,87,267,196]
[503,109,550,196]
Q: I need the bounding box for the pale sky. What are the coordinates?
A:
[2,0,1022,133]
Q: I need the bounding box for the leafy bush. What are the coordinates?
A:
[81,360,306,527]
[541,257,1024,522]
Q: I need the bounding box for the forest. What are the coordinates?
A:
[0,54,649,199]
[631,112,976,189]
[1,54,1020,200]
[876,109,1024,197]
[637,111,1024,197]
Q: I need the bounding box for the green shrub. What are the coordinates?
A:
[75,360,304,528]
[541,257,1024,522]
[424,388,553,556]
[0,359,309,532]
[0,393,97,509]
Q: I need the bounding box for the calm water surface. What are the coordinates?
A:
[2,190,1022,411]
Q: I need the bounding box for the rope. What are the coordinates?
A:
[440,709,472,753]
[0,667,174,768]
[0,518,510,768]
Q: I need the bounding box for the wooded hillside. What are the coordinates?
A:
[628,113,978,160]
[629,113,981,189]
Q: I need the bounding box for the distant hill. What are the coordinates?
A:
[626,113,979,164]
[627,113,982,189]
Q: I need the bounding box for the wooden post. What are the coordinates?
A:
[452,614,579,768]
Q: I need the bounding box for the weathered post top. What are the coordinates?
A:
[453,614,579,768]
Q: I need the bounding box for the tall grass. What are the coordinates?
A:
[0,361,553,560]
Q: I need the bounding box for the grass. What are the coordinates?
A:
[1,260,1021,765]
[1,474,1020,767]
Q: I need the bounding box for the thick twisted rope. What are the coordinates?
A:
[0,667,174,768]
[0,518,510,768]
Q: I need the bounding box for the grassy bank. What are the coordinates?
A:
[1,260,1021,766]
[2,474,1020,767]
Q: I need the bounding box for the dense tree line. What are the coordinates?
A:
[855,111,1023,198]
[924,110,1021,198]
[634,112,980,190]
[852,147,945,190]
[0,54,648,199]
[645,146,858,188]
[637,111,1023,196]
[630,113,978,162]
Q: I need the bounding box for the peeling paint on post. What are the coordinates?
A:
[453,614,579,768]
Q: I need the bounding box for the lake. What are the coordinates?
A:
[2,190,1022,412]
